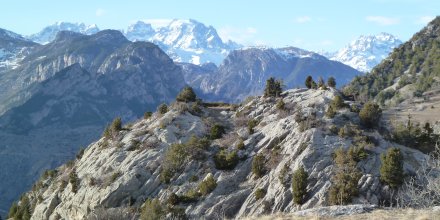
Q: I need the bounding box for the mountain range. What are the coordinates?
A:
[0,18,419,217]
[27,20,401,71]
[12,16,436,220]
[28,20,239,65]
[183,46,360,102]
[323,33,402,72]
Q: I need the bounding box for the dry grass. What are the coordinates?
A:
[243,208,440,220]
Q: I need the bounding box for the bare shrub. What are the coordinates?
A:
[396,145,440,208]
[235,115,250,127]
[219,133,239,148]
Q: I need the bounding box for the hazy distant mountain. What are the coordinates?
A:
[325,33,402,72]
[0,30,186,213]
[27,22,100,44]
[183,46,361,102]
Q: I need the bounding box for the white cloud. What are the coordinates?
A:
[141,19,173,28]
[96,8,105,17]
[294,16,312,23]
[416,16,435,24]
[218,26,260,45]
[366,16,400,25]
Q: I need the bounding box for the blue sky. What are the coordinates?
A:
[0,0,438,51]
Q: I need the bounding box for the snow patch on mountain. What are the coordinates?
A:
[27,22,100,44]
[325,33,402,72]
[276,47,323,59]
[0,28,36,70]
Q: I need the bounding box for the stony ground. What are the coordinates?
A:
[247,205,440,220]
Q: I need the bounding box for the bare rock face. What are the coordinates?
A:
[26,88,429,219]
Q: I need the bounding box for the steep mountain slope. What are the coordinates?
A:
[343,16,440,125]
[20,88,428,219]
[0,31,186,214]
[0,30,130,115]
[27,22,99,44]
[0,28,38,70]
[185,47,361,102]
[326,33,402,72]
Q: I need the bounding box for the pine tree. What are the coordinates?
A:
[157,103,168,114]
[252,154,265,178]
[292,166,308,204]
[359,102,382,128]
[329,148,362,205]
[327,76,336,88]
[305,75,314,89]
[141,198,164,220]
[264,77,283,97]
[380,147,404,188]
[331,95,345,110]
[176,86,197,102]
[311,81,317,89]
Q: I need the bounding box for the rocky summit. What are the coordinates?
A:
[19,87,429,219]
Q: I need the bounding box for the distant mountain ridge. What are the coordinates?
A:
[27,19,240,65]
[324,33,402,72]
[183,46,361,102]
[27,22,99,44]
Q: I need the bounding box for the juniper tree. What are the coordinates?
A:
[305,75,314,89]
[327,76,336,88]
[380,147,404,188]
[176,86,197,102]
[359,102,382,128]
[292,166,308,204]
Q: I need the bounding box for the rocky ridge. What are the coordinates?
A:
[23,88,428,219]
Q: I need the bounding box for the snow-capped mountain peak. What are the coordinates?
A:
[123,18,241,65]
[153,19,227,50]
[27,22,100,44]
[327,33,402,72]
[28,19,241,65]
[125,21,155,41]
